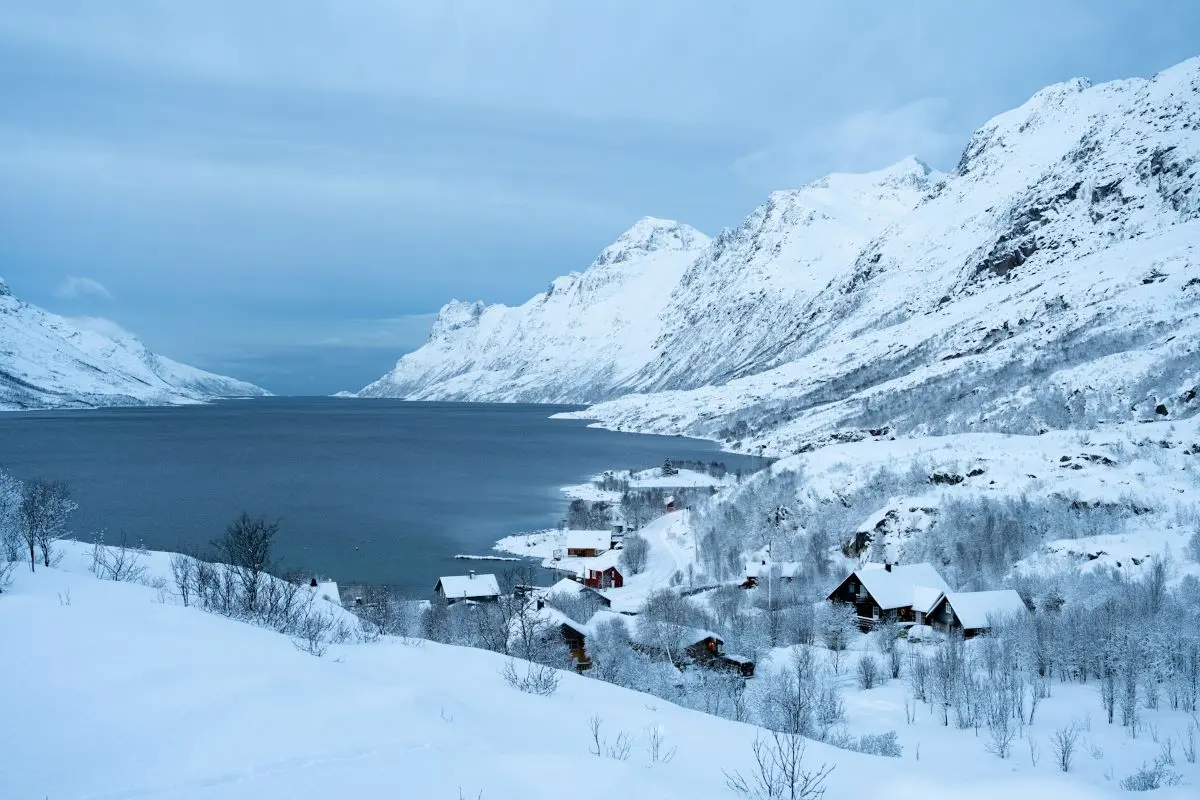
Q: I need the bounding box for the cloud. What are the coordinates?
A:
[733,98,957,188]
[63,315,137,341]
[55,276,113,301]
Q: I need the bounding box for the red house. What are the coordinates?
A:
[584,565,624,589]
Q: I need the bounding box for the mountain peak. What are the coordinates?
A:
[594,217,710,266]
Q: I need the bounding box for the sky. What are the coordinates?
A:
[2,1,1198,395]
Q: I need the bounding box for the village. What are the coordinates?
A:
[423,460,1032,683]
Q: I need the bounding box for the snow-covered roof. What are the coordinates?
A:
[911,585,944,616]
[436,573,501,599]
[631,620,722,650]
[311,580,341,606]
[565,531,610,552]
[853,563,950,610]
[942,590,1028,630]
[546,577,585,597]
[755,561,802,579]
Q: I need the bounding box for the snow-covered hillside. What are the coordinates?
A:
[0,279,267,409]
[2,543,1183,800]
[359,217,710,402]
[365,58,1199,456]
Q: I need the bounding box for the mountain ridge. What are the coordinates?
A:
[0,281,269,410]
[360,57,1200,453]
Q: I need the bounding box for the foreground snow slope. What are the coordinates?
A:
[0,279,267,410]
[1,551,1143,800]
[359,217,710,402]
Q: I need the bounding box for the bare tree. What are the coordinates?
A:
[0,469,24,564]
[619,534,651,575]
[169,552,197,607]
[1050,723,1080,772]
[725,731,834,800]
[211,513,279,614]
[875,620,903,679]
[19,479,76,570]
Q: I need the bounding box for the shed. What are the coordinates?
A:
[584,565,623,590]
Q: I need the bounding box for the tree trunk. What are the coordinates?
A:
[28,539,36,572]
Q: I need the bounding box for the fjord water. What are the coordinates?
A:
[0,399,766,591]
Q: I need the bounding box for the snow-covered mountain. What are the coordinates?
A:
[363,57,1199,456]
[0,279,268,409]
[359,217,710,402]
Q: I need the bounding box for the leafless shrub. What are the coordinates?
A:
[90,532,148,583]
[857,654,881,690]
[646,724,677,765]
[1050,723,1080,772]
[587,715,632,761]
[169,552,196,607]
[725,730,834,800]
[501,659,561,697]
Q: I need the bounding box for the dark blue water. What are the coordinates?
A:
[0,399,766,591]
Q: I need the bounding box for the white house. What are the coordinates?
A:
[434,572,501,605]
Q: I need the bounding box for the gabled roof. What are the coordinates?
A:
[941,590,1028,629]
[546,577,586,597]
[565,531,610,552]
[631,620,722,650]
[436,573,501,599]
[912,585,945,616]
[849,563,951,610]
[311,580,341,606]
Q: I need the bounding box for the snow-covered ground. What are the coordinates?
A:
[563,467,738,503]
[0,279,267,410]
[2,540,1191,798]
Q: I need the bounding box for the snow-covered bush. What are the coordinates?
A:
[1119,757,1182,791]
[90,532,148,583]
[856,654,881,690]
[501,659,561,697]
[619,534,650,575]
[825,729,902,758]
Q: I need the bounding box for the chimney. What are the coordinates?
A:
[469,570,476,580]
[885,563,892,573]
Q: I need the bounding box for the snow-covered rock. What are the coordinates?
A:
[0,281,268,409]
[363,58,1200,456]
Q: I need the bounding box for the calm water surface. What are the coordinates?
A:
[0,399,766,591]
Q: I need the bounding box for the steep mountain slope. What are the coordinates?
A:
[563,57,1200,452]
[0,279,267,409]
[364,57,1199,456]
[359,217,709,402]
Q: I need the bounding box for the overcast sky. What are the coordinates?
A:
[2,1,1197,395]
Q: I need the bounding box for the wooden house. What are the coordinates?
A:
[566,531,610,558]
[719,654,756,678]
[826,562,950,627]
[927,590,1028,638]
[584,565,623,590]
[434,571,501,605]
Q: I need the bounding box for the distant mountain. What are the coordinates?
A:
[0,280,268,410]
[361,57,1200,453]
[359,217,710,402]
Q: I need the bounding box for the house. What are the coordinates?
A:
[565,530,610,558]
[928,590,1028,637]
[632,621,724,666]
[719,654,756,678]
[584,565,624,590]
[664,496,677,512]
[542,577,612,609]
[826,562,950,626]
[434,571,501,605]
